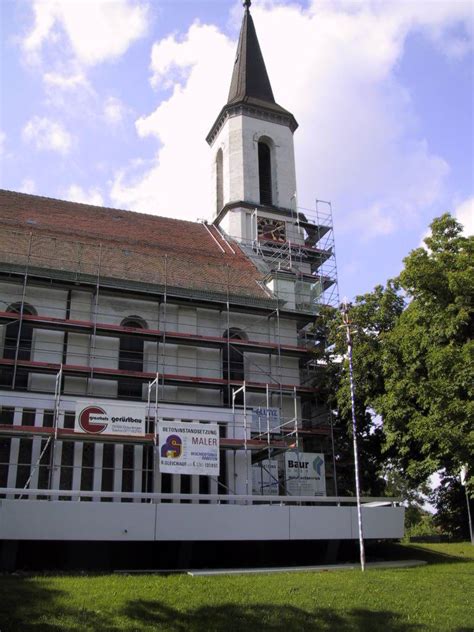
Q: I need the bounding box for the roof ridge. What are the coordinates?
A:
[0,189,201,228]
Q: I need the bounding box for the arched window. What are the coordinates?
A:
[223,328,247,406]
[258,140,272,206]
[1,302,37,389]
[216,148,224,214]
[118,316,147,399]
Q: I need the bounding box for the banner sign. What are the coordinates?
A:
[252,459,279,495]
[158,421,220,475]
[251,407,281,433]
[75,401,146,436]
[284,451,326,496]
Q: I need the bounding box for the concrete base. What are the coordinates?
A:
[0,499,405,541]
[187,560,428,576]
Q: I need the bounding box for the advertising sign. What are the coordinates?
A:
[251,407,281,434]
[284,451,326,496]
[252,459,279,495]
[158,421,220,475]
[75,401,146,436]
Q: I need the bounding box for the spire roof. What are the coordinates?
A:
[206,2,298,145]
[227,3,275,106]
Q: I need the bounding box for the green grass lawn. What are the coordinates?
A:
[0,543,473,632]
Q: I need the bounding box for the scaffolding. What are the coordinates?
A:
[0,231,332,403]
[243,201,339,311]
[0,374,333,502]
[0,203,340,501]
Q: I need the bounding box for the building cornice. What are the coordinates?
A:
[206,101,298,146]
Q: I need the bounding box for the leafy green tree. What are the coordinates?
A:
[379,214,474,490]
[430,475,471,539]
[313,214,472,510]
[312,285,404,495]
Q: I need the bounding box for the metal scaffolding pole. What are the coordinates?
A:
[12,232,33,390]
[293,385,302,498]
[18,367,62,498]
[160,255,168,400]
[87,244,102,395]
[276,307,283,411]
[265,384,271,495]
[232,382,248,497]
[341,301,366,571]
[147,372,159,498]
[330,410,338,496]
[47,365,63,493]
[225,265,231,407]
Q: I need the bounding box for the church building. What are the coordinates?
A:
[0,1,403,569]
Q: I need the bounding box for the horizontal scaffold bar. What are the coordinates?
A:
[0,424,301,449]
[0,310,310,357]
[0,358,318,394]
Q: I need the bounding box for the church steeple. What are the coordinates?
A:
[208,1,299,224]
[227,1,275,106]
[206,1,297,146]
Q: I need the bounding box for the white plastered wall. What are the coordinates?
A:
[0,282,68,392]
[0,280,302,408]
[65,292,161,396]
[211,113,297,221]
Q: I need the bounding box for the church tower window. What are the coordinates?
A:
[216,148,224,214]
[258,141,272,206]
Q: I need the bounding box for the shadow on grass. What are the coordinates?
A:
[0,577,128,632]
[2,573,470,632]
[121,600,424,632]
[0,578,64,632]
[0,580,426,632]
[366,541,473,566]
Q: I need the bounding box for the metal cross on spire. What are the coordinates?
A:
[243,0,251,11]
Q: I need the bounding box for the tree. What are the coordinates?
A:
[313,214,472,514]
[378,214,474,490]
[430,475,471,540]
[312,285,404,496]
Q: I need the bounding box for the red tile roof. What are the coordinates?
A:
[0,189,268,301]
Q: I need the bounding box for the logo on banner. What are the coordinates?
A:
[161,434,183,458]
[313,456,324,477]
[78,406,108,434]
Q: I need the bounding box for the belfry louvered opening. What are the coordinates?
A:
[258,141,272,206]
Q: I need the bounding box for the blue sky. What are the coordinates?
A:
[0,0,472,300]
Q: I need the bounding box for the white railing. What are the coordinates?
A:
[0,488,401,506]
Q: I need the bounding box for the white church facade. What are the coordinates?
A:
[0,2,403,569]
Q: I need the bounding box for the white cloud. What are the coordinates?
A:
[42,69,96,109]
[110,1,471,232]
[103,96,127,126]
[22,0,150,67]
[43,70,91,91]
[19,178,37,195]
[453,196,474,235]
[63,184,104,207]
[111,23,234,217]
[20,0,150,117]
[22,116,74,154]
[419,195,473,247]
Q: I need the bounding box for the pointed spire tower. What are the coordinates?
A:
[207,0,298,236]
